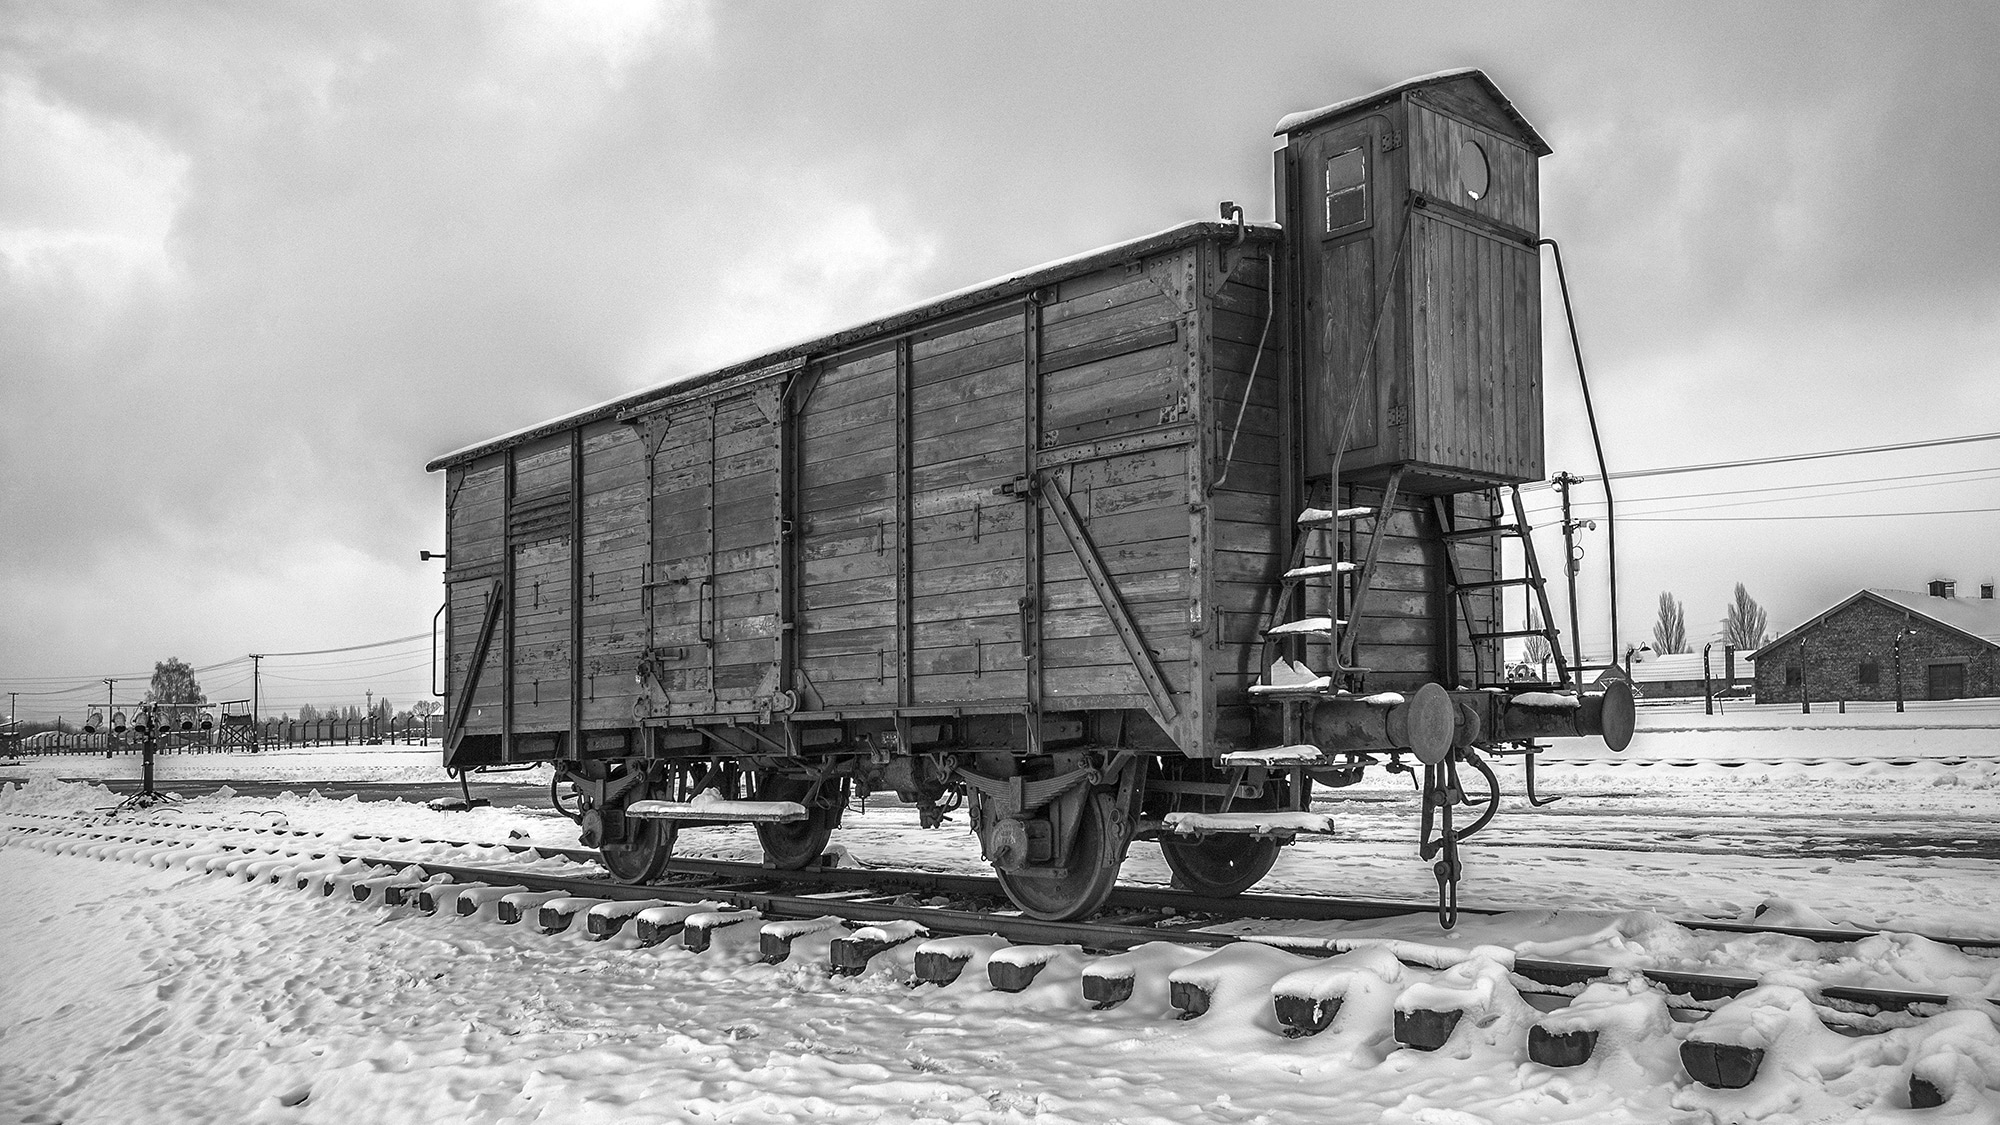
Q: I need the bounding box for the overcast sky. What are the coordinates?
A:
[5,2,1998,721]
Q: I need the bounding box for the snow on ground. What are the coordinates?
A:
[3,712,1999,1123]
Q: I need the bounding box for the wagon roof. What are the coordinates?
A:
[427,219,1281,472]
[1273,67,1551,157]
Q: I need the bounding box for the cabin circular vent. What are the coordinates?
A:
[1458,140,1489,201]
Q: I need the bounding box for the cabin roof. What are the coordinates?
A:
[1273,67,1551,157]
[428,219,1281,472]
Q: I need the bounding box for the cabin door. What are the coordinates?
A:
[1296,113,1393,477]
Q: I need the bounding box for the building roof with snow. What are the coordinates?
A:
[1625,650,1754,685]
[1755,588,2000,658]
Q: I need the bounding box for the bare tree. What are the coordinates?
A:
[1651,592,1688,654]
[1723,584,1769,649]
[1523,633,1553,679]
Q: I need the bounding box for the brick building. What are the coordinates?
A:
[1753,582,2000,705]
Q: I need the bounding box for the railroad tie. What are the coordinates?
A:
[1168,944,1314,1021]
[632,902,724,947]
[830,920,930,977]
[582,899,679,941]
[1269,946,1406,1038]
[535,896,612,935]
[913,936,1012,987]
[682,909,765,954]
[496,890,574,926]
[759,916,847,965]
[987,945,1087,994]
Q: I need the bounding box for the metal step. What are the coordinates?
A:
[626,798,807,823]
[1266,617,1342,638]
[1283,561,1359,579]
[1451,576,1538,592]
[1296,506,1374,525]
[1439,523,1522,541]
[1160,810,1338,839]
[1219,745,1330,766]
[1248,679,1334,697]
[1466,628,1559,642]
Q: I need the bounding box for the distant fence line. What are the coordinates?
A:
[11,715,446,756]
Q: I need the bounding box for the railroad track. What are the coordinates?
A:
[9,808,1997,953]
[5,809,1997,1103]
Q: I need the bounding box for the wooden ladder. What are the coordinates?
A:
[1431,485,1570,690]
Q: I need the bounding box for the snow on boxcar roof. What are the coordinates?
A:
[428,219,1281,471]
[1272,67,1551,157]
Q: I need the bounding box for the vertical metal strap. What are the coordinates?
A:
[895,338,913,707]
[569,430,584,754]
[1022,296,1044,754]
[704,403,718,714]
[501,451,516,760]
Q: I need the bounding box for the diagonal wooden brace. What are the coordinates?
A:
[1035,472,1182,742]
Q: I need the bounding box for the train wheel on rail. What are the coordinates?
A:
[597,764,677,884]
[994,792,1127,922]
[754,773,838,870]
[1160,833,1279,897]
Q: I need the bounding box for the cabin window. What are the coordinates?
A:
[1858,662,1879,684]
[1458,139,1489,201]
[1324,147,1367,232]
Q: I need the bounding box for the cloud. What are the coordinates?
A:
[3,1,1998,691]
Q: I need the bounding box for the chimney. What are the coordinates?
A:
[1929,579,1956,598]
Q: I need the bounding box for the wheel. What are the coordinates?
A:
[600,816,677,884]
[994,792,1127,922]
[754,773,837,870]
[595,764,677,884]
[1160,833,1279,897]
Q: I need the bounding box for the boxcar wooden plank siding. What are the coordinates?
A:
[435,206,1546,769]
[909,331,1023,387]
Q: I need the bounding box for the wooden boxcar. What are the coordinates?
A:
[428,69,1631,922]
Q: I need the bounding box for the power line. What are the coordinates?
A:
[254,633,431,659]
[1623,505,2000,523]
[1525,430,2000,488]
[1524,465,2000,513]
[1538,470,2000,520]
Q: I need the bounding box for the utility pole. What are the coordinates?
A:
[249,655,262,751]
[366,689,374,741]
[1552,471,1593,673]
[104,678,116,753]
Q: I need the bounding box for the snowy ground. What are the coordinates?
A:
[3,708,1998,1123]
